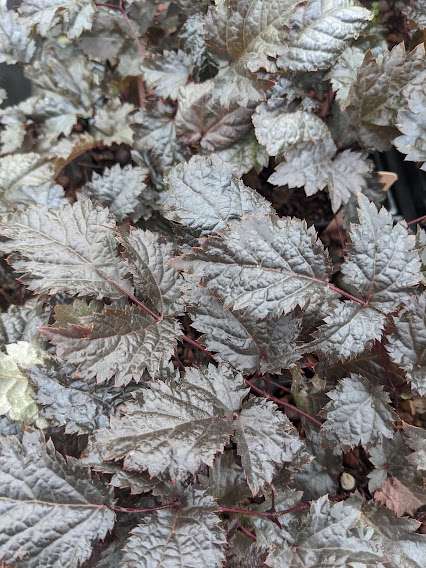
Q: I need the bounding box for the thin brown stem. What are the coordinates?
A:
[244,379,323,428]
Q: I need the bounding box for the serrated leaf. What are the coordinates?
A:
[141,50,192,99]
[211,132,269,177]
[205,0,305,73]
[0,300,47,347]
[93,99,136,146]
[29,365,109,434]
[270,144,372,212]
[119,228,187,316]
[360,504,426,568]
[262,495,382,567]
[176,80,253,152]
[0,341,45,424]
[0,152,57,212]
[394,73,426,171]
[161,155,271,235]
[82,164,153,222]
[386,294,426,396]
[121,488,226,568]
[176,213,332,319]
[20,0,96,39]
[308,302,386,360]
[374,476,425,517]
[253,107,330,157]
[401,0,426,29]
[321,374,396,452]
[0,1,36,64]
[328,45,365,106]
[345,42,426,149]
[235,397,304,495]
[0,198,130,299]
[0,431,115,567]
[406,426,426,472]
[42,304,182,386]
[279,0,372,72]
[189,287,302,373]
[339,194,420,312]
[90,365,248,478]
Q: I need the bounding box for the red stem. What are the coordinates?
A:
[407,214,426,226]
[238,525,257,541]
[110,501,178,514]
[327,283,367,306]
[244,379,323,428]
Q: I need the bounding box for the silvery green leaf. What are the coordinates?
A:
[161,155,271,236]
[394,74,426,171]
[176,80,253,152]
[0,0,36,64]
[386,294,426,396]
[235,397,304,495]
[308,302,386,360]
[29,365,109,434]
[119,228,187,316]
[0,300,47,347]
[205,0,305,73]
[141,50,192,99]
[263,495,382,567]
[328,46,365,106]
[121,488,226,568]
[253,107,330,157]
[321,374,396,453]
[82,164,152,222]
[280,0,372,72]
[20,0,96,39]
[360,504,426,568]
[401,0,426,29]
[0,431,115,568]
[43,305,182,386]
[211,132,269,176]
[189,287,302,373]
[340,195,420,312]
[176,213,332,319]
[367,433,411,493]
[0,341,45,425]
[0,198,130,299]
[90,365,248,478]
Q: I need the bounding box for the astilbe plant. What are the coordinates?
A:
[0,0,426,566]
